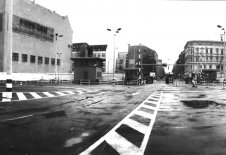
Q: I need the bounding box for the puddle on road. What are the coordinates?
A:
[181,100,223,109]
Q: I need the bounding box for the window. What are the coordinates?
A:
[216,48,219,54]
[196,48,199,53]
[22,54,27,62]
[204,65,206,69]
[30,55,36,63]
[221,49,224,54]
[51,58,55,65]
[216,56,219,62]
[102,53,106,57]
[98,53,101,57]
[12,53,19,61]
[209,65,212,69]
[45,57,49,64]
[57,59,60,66]
[206,48,208,54]
[38,56,43,65]
[210,56,213,61]
[210,48,213,54]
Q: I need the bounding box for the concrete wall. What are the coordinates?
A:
[0,0,73,74]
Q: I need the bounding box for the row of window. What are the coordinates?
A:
[189,56,224,62]
[12,53,60,65]
[190,47,224,55]
[93,53,106,58]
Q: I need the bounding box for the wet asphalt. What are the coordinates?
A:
[0,82,226,155]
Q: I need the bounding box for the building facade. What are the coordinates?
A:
[0,0,73,78]
[184,40,225,82]
[71,43,105,83]
[116,52,127,73]
[91,45,107,72]
[124,45,158,84]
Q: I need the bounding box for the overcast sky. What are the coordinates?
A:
[35,0,226,65]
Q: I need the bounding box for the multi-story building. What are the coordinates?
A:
[0,0,73,80]
[71,43,105,83]
[116,52,127,73]
[91,45,107,72]
[124,45,158,84]
[184,40,225,82]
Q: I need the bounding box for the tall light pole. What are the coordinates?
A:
[3,0,13,101]
[55,33,63,83]
[107,28,122,85]
[217,25,226,80]
[56,52,62,84]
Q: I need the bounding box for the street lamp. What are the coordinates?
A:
[107,28,122,85]
[55,33,63,83]
[217,25,226,80]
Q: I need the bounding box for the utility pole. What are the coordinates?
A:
[3,0,13,101]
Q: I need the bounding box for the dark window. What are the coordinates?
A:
[221,49,224,54]
[22,54,27,62]
[45,57,49,64]
[57,59,60,66]
[30,55,36,63]
[216,48,219,54]
[12,53,19,61]
[209,65,212,69]
[38,56,43,65]
[210,48,213,54]
[0,13,3,32]
[51,58,55,65]
[102,53,106,57]
[206,48,208,54]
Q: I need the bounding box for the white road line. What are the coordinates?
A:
[80,92,163,155]
[64,91,75,95]
[136,110,154,120]
[123,118,149,134]
[0,114,34,122]
[30,92,42,99]
[55,92,67,96]
[141,104,157,111]
[76,90,84,94]
[17,92,27,100]
[105,130,141,155]
[43,92,55,97]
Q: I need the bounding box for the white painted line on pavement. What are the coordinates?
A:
[43,92,55,97]
[80,92,163,155]
[55,92,67,96]
[64,91,75,95]
[17,92,27,100]
[105,130,141,155]
[123,118,149,134]
[30,92,42,99]
[141,104,157,111]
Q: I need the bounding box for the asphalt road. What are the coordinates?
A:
[0,82,226,155]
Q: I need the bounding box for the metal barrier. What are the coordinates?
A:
[80,79,90,85]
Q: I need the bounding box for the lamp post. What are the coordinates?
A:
[107,58,112,74]
[107,28,122,85]
[217,25,226,80]
[56,52,62,84]
[55,33,63,83]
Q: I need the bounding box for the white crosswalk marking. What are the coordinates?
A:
[30,92,42,99]
[141,104,157,111]
[55,92,67,96]
[17,92,27,100]
[43,92,55,97]
[136,110,154,120]
[123,118,148,134]
[64,91,75,95]
[105,131,142,155]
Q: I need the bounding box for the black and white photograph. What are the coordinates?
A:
[0,0,226,154]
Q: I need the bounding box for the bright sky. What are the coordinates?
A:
[35,0,226,65]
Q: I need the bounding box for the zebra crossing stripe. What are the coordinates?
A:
[80,92,163,155]
[17,93,27,100]
[30,92,42,99]
[43,92,55,97]
[105,130,141,155]
[64,91,75,95]
[123,118,149,134]
[55,92,67,96]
